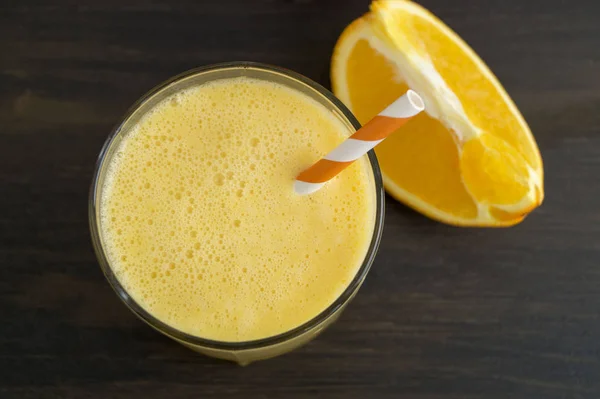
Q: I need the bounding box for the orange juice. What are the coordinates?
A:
[98,76,376,342]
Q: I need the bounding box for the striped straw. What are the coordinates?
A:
[294,90,425,195]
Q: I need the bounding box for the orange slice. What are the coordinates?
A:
[331,0,543,226]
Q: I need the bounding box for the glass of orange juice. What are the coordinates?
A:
[89,62,384,364]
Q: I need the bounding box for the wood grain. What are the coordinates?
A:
[2,0,600,398]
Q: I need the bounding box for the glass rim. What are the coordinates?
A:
[89,61,385,351]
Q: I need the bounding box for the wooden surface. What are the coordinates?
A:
[2,0,600,398]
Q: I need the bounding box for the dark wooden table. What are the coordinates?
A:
[2,0,600,398]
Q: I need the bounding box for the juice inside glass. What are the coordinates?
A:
[89,63,384,364]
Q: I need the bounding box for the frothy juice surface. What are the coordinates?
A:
[100,77,375,342]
